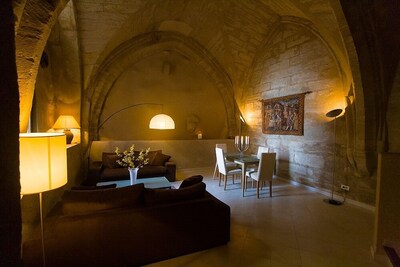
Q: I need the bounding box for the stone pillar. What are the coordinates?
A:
[0,0,22,265]
[373,153,400,257]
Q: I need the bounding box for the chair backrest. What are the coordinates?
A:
[215,147,227,175]
[256,146,269,159]
[254,153,276,182]
[215,143,228,153]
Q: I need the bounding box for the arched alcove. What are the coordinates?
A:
[84,31,240,142]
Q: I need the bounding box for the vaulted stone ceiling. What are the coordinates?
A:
[74,0,347,92]
[16,0,350,133]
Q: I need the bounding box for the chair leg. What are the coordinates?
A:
[269,181,272,197]
[243,176,247,197]
[213,162,218,179]
[224,175,227,190]
[257,181,260,199]
[218,173,222,186]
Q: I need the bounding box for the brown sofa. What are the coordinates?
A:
[22,178,230,266]
[89,150,176,183]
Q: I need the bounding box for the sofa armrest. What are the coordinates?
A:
[164,161,176,182]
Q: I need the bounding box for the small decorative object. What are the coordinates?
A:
[128,167,139,185]
[235,135,250,156]
[262,93,307,135]
[197,132,202,139]
[115,145,150,185]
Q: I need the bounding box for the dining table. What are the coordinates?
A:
[225,153,259,190]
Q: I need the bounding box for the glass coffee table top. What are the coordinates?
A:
[97,176,171,189]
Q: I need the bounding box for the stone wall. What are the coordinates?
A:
[33,1,80,134]
[242,22,376,204]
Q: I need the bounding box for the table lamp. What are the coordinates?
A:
[20,133,68,266]
[52,115,80,144]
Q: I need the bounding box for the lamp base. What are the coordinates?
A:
[64,129,73,144]
[324,198,343,205]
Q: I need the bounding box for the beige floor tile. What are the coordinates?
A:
[146,172,384,267]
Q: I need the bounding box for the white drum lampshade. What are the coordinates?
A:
[20,133,68,195]
[149,114,175,129]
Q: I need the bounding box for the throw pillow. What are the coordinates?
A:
[144,182,206,206]
[150,152,171,166]
[179,175,204,189]
[62,183,144,215]
[102,152,121,169]
[144,150,161,165]
[71,184,117,190]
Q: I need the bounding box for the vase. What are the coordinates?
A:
[128,167,139,185]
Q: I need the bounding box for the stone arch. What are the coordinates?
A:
[15,0,69,132]
[329,0,377,175]
[243,15,371,175]
[85,31,239,141]
[245,16,346,94]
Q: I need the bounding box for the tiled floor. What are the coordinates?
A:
[146,168,384,267]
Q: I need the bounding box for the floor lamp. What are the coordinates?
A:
[20,133,68,266]
[98,103,175,132]
[325,109,343,205]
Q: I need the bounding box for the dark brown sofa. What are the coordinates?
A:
[89,150,176,183]
[22,180,230,266]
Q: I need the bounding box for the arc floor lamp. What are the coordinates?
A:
[98,103,175,131]
[325,108,343,205]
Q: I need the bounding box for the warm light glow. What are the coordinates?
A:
[53,115,80,130]
[20,133,68,195]
[149,114,175,129]
[326,109,343,118]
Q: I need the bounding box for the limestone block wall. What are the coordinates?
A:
[242,22,375,204]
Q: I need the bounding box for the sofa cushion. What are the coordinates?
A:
[101,167,129,181]
[62,183,145,215]
[102,152,122,169]
[150,152,171,166]
[139,165,166,177]
[179,175,203,189]
[144,182,206,206]
[71,183,117,190]
[146,150,161,165]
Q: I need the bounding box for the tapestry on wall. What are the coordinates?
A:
[262,93,305,135]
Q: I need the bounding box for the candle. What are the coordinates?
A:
[197,133,202,139]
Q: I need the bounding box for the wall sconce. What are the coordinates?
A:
[52,115,80,144]
[20,133,68,266]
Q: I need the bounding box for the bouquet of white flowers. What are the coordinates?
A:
[115,144,150,169]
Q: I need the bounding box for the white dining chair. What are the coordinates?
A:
[256,146,269,158]
[247,145,270,171]
[213,143,236,179]
[215,147,242,190]
[244,152,276,198]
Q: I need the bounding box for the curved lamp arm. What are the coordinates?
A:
[98,102,163,129]
[98,103,175,132]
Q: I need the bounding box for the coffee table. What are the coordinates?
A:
[97,176,172,189]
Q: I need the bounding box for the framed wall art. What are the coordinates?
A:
[262,93,305,135]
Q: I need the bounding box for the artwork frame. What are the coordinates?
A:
[262,93,305,135]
